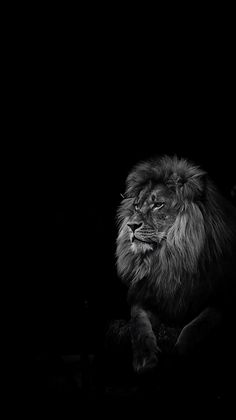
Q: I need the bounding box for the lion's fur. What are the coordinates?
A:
[116,156,236,326]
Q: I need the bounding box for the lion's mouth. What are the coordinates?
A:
[132,235,154,244]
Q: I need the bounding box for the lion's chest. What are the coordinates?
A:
[128,271,205,325]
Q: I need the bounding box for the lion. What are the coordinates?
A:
[116,155,236,374]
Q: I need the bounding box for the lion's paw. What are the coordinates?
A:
[133,348,161,374]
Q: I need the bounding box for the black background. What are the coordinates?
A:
[17,11,235,409]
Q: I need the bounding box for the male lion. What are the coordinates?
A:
[116,155,236,373]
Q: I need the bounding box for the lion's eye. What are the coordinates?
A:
[153,202,165,210]
[134,204,139,211]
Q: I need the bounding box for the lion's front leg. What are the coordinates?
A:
[130,305,161,374]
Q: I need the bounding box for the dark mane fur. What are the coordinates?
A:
[116,156,236,325]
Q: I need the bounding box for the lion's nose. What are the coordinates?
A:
[127,222,143,232]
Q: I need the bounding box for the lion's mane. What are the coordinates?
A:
[116,156,236,325]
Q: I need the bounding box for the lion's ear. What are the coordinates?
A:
[166,172,186,190]
[167,171,207,199]
[181,171,207,199]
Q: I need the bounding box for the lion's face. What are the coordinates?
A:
[124,183,180,254]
